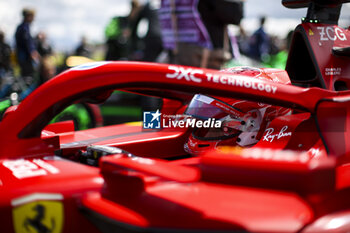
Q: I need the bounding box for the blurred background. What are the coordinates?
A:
[0,0,348,54]
[0,0,349,128]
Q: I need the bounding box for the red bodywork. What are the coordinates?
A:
[0,61,350,233]
[286,22,350,90]
[1,2,350,233]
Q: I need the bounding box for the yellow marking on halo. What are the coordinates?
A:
[309,29,314,36]
[217,146,243,155]
[124,121,142,126]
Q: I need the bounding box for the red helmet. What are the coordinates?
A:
[184,67,291,155]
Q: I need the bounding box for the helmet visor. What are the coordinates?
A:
[185,94,244,140]
[185,94,245,120]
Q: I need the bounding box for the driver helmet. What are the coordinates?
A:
[184,67,291,155]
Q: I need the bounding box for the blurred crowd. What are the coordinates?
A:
[0,0,293,101]
[103,0,293,69]
[0,8,57,100]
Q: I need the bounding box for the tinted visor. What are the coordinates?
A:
[185,94,243,140]
[185,94,226,120]
[185,94,244,120]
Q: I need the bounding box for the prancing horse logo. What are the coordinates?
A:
[12,198,63,233]
[23,204,55,233]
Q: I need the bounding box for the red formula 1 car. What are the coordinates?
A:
[1,0,350,233]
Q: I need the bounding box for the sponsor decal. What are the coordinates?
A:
[219,147,310,163]
[241,148,310,163]
[317,26,347,41]
[165,66,278,94]
[166,66,203,83]
[143,109,222,130]
[2,159,59,179]
[12,193,64,233]
[325,67,341,76]
[205,73,277,94]
[263,126,292,142]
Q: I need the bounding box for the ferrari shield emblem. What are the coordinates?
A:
[12,198,63,233]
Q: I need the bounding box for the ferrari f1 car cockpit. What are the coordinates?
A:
[1,60,348,232]
[1,1,350,233]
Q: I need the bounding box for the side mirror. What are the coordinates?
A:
[42,120,75,136]
[315,96,350,160]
